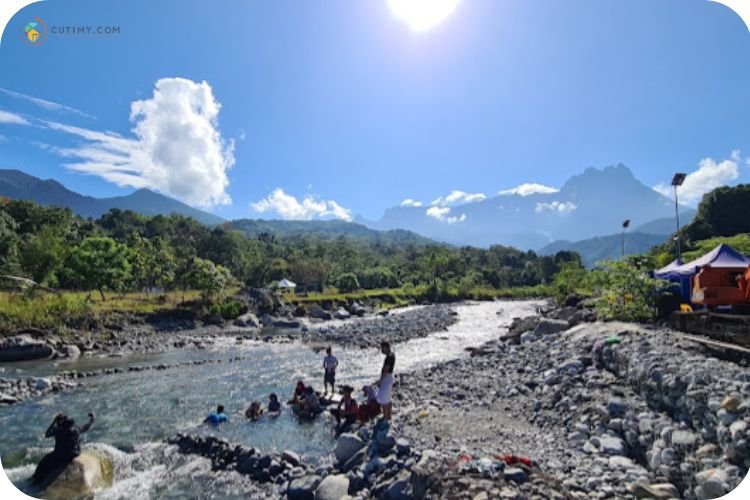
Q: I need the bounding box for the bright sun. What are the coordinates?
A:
[387,0,462,32]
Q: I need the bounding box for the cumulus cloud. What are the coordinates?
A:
[0,109,29,125]
[42,78,235,207]
[534,201,577,214]
[0,87,94,119]
[499,182,559,197]
[430,190,486,207]
[400,198,423,207]
[653,151,741,206]
[250,188,353,221]
[426,206,466,224]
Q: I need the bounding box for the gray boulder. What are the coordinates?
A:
[233,312,259,327]
[334,308,351,320]
[533,319,569,336]
[288,475,322,500]
[0,335,54,362]
[259,313,275,326]
[56,344,81,360]
[309,306,333,320]
[334,433,365,464]
[314,474,349,500]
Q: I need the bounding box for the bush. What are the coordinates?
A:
[209,299,248,320]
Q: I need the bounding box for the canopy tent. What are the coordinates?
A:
[655,244,750,278]
[277,278,297,289]
[653,244,750,301]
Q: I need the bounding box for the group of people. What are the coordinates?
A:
[203,341,396,430]
[32,341,395,486]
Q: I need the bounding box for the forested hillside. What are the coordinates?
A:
[0,198,581,300]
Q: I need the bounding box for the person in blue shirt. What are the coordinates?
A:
[204,405,228,426]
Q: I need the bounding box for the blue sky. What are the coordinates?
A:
[0,0,749,221]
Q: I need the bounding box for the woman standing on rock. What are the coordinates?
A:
[378,341,395,421]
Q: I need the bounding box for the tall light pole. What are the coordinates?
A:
[621,219,630,258]
[672,173,686,260]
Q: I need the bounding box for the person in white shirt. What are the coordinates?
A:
[323,346,338,397]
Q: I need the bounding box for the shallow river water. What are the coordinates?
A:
[0,300,540,498]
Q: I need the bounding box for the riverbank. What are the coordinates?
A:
[391,317,749,499]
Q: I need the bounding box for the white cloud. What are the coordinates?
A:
[41,78,235,207]
[0,87,94,119]
[426,205,466,224]
[400,198,423,207]
[251,188,353,221]
[430,190,486,207]
[499,182,559,197]
[0,109,29,125]
[534,201,577,214]
[653,151,741,206]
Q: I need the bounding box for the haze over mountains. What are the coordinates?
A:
[1,166,695,264]
[361,164,695,251]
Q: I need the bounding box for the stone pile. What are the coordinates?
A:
[0,376,76,406]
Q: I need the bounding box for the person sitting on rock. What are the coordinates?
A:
[204,405,228,426]
[32,411,95,484]
[267,393,281,414]
[288,380,306,405]
[331,385,358,431]
[297,386,322,419]
[358,384,381,423]
[245,401,263,420]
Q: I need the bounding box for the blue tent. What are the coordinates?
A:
[653,244,750,301]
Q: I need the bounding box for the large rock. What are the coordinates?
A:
[56,344,81,360]
[288,475,322,500]
[0,335,54,362]
[334,433,365,464]
[309,306,333,320]
[314,474,350,500]
[532,319,569,336]
[233,312,259,327]
[42,450,113,500]
[599,436,626,455]
[333,308,351,320]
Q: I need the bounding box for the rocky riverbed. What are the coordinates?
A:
[390,317,749,499]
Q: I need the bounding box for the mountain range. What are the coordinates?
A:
[0,166,695,263]
[0,169,224,225]
[361,164,694,250]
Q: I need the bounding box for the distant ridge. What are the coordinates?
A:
[539,232,668,267]
[0,169,225,225]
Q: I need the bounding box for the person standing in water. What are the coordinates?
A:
[204,405,228,426]
[323,346,338,397]
[32,411,95,484]
[377,341,395,421]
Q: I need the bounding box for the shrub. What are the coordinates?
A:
[209,299,248,320]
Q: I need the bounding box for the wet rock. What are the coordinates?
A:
[282,450,301,467]
[309,306,333,321]
[334,308,351,320]
[234,312,259,327]
[288,475,322,500]
[0,334,54,362]
[56,344,81,360]
[314,474,349,500]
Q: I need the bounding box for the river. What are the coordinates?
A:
[0,300,540,498]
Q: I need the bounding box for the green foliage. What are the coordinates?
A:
[681,234,750,263]
[551,262,590,303]
[185,257,235,302]
[684,184,750,242]
[65,237,133,300]
[586,258,666,321]
[209,298,248,319]
[0,293,92,332]
[0,209,19,272]
[19,226,66,284]
[335,272,360,293]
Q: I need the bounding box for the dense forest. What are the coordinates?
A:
[0,198,582,300]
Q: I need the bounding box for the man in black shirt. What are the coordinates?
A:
[377,340,395,421]
[32,411,95,484]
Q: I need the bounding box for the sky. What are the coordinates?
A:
[0,0,749,221]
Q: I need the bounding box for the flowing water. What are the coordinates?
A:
[0,300,540,498]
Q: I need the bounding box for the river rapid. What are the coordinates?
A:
[0,300,541,499]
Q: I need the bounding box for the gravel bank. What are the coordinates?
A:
[391,320,749,499]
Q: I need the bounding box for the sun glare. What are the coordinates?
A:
[387,0,462,32]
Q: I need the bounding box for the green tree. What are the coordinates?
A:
[19,227,66,284]
[335,272,360,293]
[586,258,666,321]
[184,257,235,302]
[67,237,132,300]
[0,209,19,273]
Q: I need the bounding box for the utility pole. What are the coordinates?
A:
[671,173,686,261]
[621,219,630,258]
